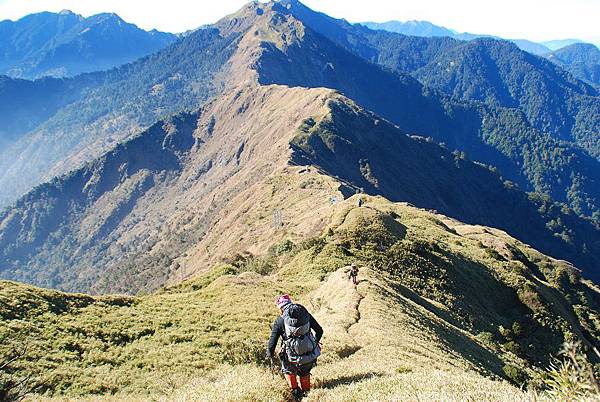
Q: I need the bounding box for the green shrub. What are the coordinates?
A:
[512,322,522,337]
[476,332,496,349]
[298,237,326,254]
[502,341,521,355]
[243,257,277,275]
[223,252,277,276]
[221,340,269,367]
[485,248,505,261]
[395,366,413,374]
[503,363,527,385]
[269,240,295,256]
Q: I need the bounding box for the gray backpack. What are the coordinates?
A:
[282,304,321,364]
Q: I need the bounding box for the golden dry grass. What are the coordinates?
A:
[32,266,541,402]
[13,194,599,402]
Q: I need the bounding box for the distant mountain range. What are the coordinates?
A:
[360,20,550,55]
[361,20,600,90]
[360,20,599,57]
[0,10,176,79]
[543,39,583,51]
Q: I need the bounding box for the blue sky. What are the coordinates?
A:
[1,0,599,45]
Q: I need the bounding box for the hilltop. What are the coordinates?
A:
[2,195,599,400]
[544,43,600,86]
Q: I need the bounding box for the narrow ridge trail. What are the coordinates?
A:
[347,274,366,337]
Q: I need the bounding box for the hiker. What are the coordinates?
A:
[349,262,359,285]
[266,294,323,401]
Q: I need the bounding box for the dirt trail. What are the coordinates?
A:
[347,275,365,336]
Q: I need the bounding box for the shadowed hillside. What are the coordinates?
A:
[274,0,600,220]
[0,26,239,208]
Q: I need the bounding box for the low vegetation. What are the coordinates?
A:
[1,196,598,400]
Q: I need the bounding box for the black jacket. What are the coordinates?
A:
[266,305,323,357]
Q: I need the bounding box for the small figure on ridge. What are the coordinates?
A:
[349,262,359,286]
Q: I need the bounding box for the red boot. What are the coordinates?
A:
[286,374,302,400]
[300,374,311,392]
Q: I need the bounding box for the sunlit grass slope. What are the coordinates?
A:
[2,194,599,401]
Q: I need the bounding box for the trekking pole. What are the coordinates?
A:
[269,356,276,379]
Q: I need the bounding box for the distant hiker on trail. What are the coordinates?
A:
[266,294,323,401]
[349,262,359,285]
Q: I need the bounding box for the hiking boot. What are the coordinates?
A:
[291,387,304,401]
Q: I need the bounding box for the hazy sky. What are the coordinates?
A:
[0,0,599,44]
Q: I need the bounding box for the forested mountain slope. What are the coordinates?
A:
[1,1,600,294]
[3,0,598,222]
[0,27,239,208]
[545,43,600,86]
[269,0,600,220]
[2,2,600,292]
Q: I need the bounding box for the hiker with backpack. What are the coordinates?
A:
[349,262,359,285]
[266,294,323,400]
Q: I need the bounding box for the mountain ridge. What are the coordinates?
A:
[2,194,599,399]
[2,0,599,221]
[272,1,600,219]
[2,2,600,293]
[1,0,600,291]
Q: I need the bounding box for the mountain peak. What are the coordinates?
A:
[90,12,126,24]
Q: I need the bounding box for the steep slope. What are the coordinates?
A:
[0,27,239,208]
[265,0,600,220]
[1,196,599,399]
[545,43,600,86]
[287,98,600,281]
[2,1,600,293]
[0,83,337,293]
[0,11,176,79]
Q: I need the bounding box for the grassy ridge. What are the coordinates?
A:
[1,195,599,400]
